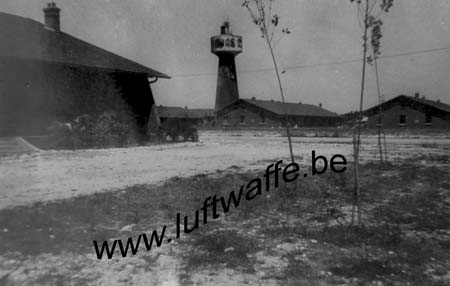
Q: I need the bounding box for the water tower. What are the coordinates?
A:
[211,21,242,111]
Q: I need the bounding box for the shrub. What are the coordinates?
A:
[47,120,75,149]
[48,110,138,149]
[91,111,135,147]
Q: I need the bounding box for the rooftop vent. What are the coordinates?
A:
[43,2,61,32]
[220,21,230,35]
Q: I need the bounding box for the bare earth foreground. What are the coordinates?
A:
[0,130,449,285]
[1,131,449,209]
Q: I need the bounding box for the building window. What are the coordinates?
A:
[230,38,236,48]
[223,115,229,126]
[217,38,224,48]
[240,115,246,125]
[425,114,432,125]
[399,114,406,125]
[260,114,266,124]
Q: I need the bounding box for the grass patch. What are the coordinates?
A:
[0,161,449,285]
[181,228,259,273]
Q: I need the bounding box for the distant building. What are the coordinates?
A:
[209,22,340,128]
[216,98,341,128]
[364,94,450,129]
[154,106,215,128]
[0,3,169,136]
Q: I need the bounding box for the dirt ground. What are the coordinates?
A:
[0,131,449,285]
[0,130,449,209]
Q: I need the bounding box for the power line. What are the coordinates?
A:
[169,46,450,78]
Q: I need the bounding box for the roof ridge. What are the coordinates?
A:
[241,98,339,117]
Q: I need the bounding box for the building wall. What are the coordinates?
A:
[216,101,341,128]
[366,104,449,129]
[216,104,283,128]
[0,58,154,136]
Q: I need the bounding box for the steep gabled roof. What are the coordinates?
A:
[0,11,169,78]
[240,98,340,117]
[364,95,450,120]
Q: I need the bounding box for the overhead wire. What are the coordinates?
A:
[169,46,450,78]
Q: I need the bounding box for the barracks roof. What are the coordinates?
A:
[240,98,340,117]
[364,95,450,119]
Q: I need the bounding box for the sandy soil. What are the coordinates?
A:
[1,130,449,209]
[0,132,449,286]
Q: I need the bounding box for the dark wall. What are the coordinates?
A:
[0,58,154,136]
[215,53,239,111]
[112,72,155,133]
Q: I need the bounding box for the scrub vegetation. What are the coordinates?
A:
[1,155,449,285]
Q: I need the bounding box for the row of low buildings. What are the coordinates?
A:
[157,94,450,130]
[1,4,449,140]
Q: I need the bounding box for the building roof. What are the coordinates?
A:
[0,11,169,78]
[187,109,215,118]
[364,95,450,119]
[155,106,214,119]
[240,98,340,117]
[405,95,450,113]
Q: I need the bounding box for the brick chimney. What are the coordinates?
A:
[43,2,61,31]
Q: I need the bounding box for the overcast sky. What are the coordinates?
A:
[1,0,449,113]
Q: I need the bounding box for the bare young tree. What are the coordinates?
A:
[350,0,394,225]
[242,0,294,163]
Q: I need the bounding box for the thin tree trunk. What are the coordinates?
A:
[353,0,370,227]
[265,31,295,163]
[351,125,357,226]
[373,54,383,163]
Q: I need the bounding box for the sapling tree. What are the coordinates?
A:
[350,0,394,225]
[242,0,294,163]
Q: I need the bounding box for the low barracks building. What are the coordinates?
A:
[216,98,341,128]
[364,94,450,129]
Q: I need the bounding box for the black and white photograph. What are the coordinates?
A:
[0,0,449,285]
